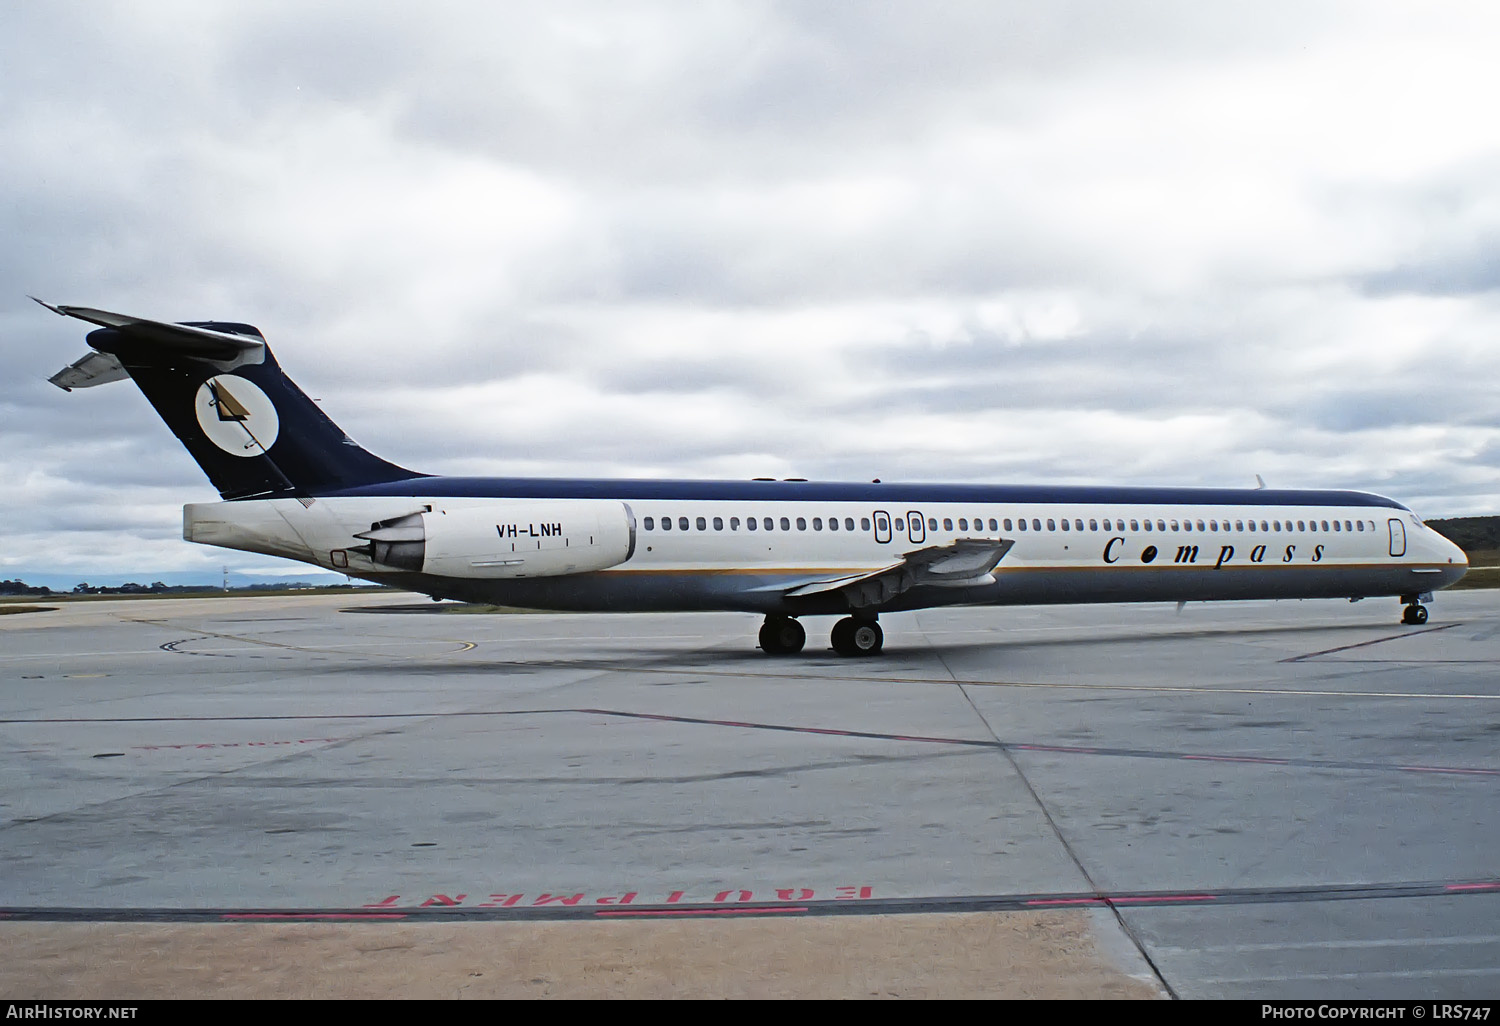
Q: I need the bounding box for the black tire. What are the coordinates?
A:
[830,617,855,655]
[832,617,883,656]
[759,616,805,655]
[851,620,883,655]
[1414,605,1429,625]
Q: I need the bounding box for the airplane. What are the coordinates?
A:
[38,300,1469,656]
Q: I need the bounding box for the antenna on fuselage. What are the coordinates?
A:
[1255,474,1267,489]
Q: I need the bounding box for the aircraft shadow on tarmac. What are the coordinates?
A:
[328,613,1450,677]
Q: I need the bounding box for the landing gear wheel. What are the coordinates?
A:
[1401,604,1428,625]
[759,615,806,655]
[831,617,883,657]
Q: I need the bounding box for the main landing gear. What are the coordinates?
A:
[758,615,806,655]
[830,616,883,657]
[1400,596,1429,625]
[758,615,884,657]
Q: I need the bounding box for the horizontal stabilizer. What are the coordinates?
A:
[39,298,424,499]
[785,537,1014,609]
[48,350,129,391]
[32,298,265,365]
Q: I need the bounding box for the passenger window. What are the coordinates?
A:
[644,517,654,530]
[1273,521,1281,532]
[730,517,740,530]
[1261,521,1269,531]
[943,518,953,531]
[1142,520,1151,532]
[1061,519,1071,532]
[1003,519,1013,531]
[1236,520,1244,531]
[929,518,938,532]
[824,517,833,531]
[661,517,672,531]
[1170,520,1179,531]
[696,517,706,531]
[1321,520,1329,531]
[989,519,999,531]
[1044,519,1053,531]
[1332,520,1340,532]
[780,517,791,531]
[713,517,723,531]
[895,518,905,531]
[1155,520,1164,531]
[1209,521,1217,532]
[1018,519,1028,531]
[1297,520,1305,531]
[796,517,806,531]
[764,517,774,531]
[675,517,686,531]
[747,517,757,531]
[958,519,968,531]
[1356,521,1363,531]
[1129,520,1139,531]
[1089,519,1098,531]
[860,518,870,531]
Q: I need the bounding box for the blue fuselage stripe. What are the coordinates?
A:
[312,476,1409,510]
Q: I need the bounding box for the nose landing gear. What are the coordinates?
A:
[1399,594,1429,625]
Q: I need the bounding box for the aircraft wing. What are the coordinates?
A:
[784,537,1015,609]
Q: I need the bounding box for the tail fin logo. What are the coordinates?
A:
[194,375,279,457]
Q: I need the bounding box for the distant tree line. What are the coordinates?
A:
[1425,516,1500,554]
[0,579,51,596]
[1,579,365,596]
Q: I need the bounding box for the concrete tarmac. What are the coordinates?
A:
[1,590,1496,998]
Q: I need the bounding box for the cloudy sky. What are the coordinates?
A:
[4,1,1500,585]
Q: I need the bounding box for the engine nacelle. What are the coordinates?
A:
[356,500,636,578]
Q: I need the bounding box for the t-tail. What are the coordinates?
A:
[38,300,424,499]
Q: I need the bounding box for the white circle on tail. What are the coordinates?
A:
[193,375,280,457]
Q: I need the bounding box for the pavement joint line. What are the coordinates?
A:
[1280,622,1462,662]
[3,705,1495,778]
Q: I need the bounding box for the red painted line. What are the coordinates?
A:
[1445,882,1500,892]
[1110,895,1219,905]
[222,913,409,920]
[595,907,809,917]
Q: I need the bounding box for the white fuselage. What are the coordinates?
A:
[183,486,1468,614]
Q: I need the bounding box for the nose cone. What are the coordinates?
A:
[1429,528,1469,588]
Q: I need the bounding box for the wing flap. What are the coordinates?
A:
[785,537,1014,609]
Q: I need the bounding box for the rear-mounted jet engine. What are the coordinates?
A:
[355,501,636,578]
